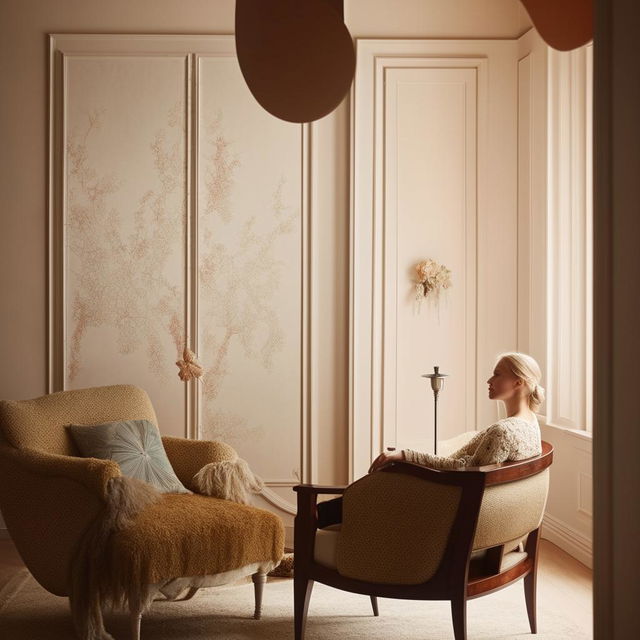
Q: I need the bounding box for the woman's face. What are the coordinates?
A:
[487,359,522,401]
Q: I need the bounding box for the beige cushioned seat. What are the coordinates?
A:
[314,524,341,569]
[295,436,553,640]
[312,429,548,584]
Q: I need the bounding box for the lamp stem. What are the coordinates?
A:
[434,394,438,455]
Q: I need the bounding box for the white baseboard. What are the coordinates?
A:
[541,512,592,569]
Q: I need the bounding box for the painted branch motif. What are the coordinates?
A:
[66,106,186,383]
[199,112,298,444]
[65,104,298,450]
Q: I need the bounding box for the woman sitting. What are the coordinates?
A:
[369,351,544,473]
[318,352,544,527]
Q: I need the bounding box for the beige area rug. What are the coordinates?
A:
[0,569,589,640]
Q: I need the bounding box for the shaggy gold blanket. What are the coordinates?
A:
[72,479,284,640]
[108,493,284,585]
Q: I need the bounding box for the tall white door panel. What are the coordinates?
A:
[383,67,477,455]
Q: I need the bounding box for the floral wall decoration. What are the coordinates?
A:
[176,347,204,381]
[414,258,452,307]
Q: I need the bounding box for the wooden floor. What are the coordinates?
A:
[0,536,593,633]
[535,538,593,634]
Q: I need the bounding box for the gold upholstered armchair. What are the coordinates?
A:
[293,441,553,640]
[0,384,284,640]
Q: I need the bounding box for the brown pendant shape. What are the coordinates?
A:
[520,0,593,51]
[235,0,356,123]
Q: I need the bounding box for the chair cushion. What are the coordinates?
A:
[473,469,549,550]
[108,493,285,584]
[67,419,189,494]
[314,524,341,568]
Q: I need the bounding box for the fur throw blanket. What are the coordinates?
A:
[69,456,266,639]
[192,455,264,504]
[70,476,161,640]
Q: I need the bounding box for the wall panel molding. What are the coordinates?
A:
[516,28,548,407]
[48,34,313,519]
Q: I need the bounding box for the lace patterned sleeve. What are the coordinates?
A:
[401,424,511,470]
[448,428,495,458]
[466,424,512,466]
[402,449,471,470]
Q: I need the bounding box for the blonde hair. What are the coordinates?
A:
[496,352,545,410]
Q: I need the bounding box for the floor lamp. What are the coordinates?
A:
[422,366,448,455]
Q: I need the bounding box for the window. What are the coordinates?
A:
[546,44,593,432]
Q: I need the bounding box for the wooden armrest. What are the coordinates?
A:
[294,485,345,556]
[293,484,346,495]
[460,441,553,485]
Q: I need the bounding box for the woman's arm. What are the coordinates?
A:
[402,424,511,470]
[402,449,471,470]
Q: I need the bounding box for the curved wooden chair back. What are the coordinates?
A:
[293,441,554,640]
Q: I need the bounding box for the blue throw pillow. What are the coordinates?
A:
[67,419,190,494]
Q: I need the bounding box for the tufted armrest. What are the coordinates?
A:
[161,436,238,492]
[0,444,121,501]
[0,444,122,596]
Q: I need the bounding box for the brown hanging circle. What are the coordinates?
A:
[235,0,356,123]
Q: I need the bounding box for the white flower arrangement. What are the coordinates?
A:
[414,258,452,303]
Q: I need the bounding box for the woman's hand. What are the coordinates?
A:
[368,449,404,473]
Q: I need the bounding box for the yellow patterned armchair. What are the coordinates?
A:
[0,384,284,640]
[294,440,553,640]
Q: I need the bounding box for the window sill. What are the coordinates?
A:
[537,415,593,442]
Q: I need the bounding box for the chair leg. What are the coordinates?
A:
[294,575,314,640]
[130,608,142,640]
[252,572,267,620]
[524,571,537,634]
[450,593,467,640]
[524,527,541,634]
[370,595,379,616]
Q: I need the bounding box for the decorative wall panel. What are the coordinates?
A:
[382,67,477,455]
[50,36,309,514]
[196,55,305,498]
[52,50,189,435]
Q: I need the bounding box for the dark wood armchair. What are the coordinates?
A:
[293,441,553,640]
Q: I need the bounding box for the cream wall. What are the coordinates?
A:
[0,0,531,535]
